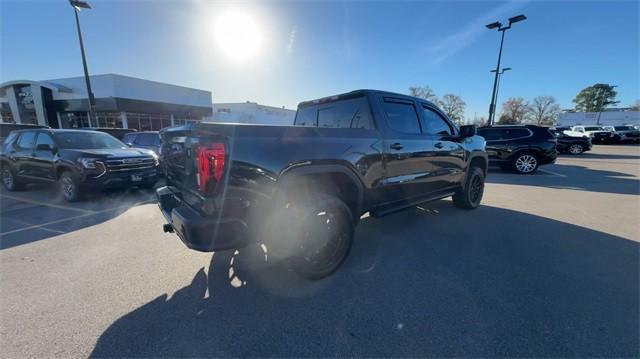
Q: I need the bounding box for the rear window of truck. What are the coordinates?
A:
[294,96,373,129]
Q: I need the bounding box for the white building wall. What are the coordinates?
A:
[44,74,212,107]
[207,102,295,125]
[557,111,640,127]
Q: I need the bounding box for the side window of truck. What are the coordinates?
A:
[421,106,453,136]
[317,97,373,129]
[294,107,317,127]
[382,100,421,134]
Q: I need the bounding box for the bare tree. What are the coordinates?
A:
[528,95,561,125]
[498,97,529,124]
[408,85,438,103]
[438,94,466,124]
[630,99,640,111]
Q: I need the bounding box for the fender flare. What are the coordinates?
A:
[467,152,489,176]
[277,163,365,217]
[54,163,77,179]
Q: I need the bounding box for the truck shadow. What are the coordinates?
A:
[91,201,639,357]
[487,164,640,196]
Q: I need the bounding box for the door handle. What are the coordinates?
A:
[434,142,444,149]
[390,143,403,150]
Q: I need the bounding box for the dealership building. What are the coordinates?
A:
[557,109,640,127]
[0,74,212,131]
[208,101,296,125]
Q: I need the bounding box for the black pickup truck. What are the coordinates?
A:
[157,90,488,279]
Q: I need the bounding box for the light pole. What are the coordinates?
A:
[486,14,526,126]
[490,67,511,117]
[596,85,618,125]
[69,0,96,127]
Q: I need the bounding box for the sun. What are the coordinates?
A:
[213,10,262,61]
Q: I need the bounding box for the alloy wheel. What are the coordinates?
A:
[569,144,583,154]
[300,209,348,272]
[469,174,484,204]
[62,176,75,200]
[2,169,13,189]
[515,155,537,173]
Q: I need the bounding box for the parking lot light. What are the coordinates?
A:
[490,67,512,114]
[486,14,527,126]
[69,0,97,127]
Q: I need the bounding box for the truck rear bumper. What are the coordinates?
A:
[156,186,248,252]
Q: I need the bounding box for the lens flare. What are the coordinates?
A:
[213,10,262,61]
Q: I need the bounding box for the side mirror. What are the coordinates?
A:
[125,142,133,147]
[36,143,54,152]
[459,125,477,138]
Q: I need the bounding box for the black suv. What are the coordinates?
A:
[549,128,592,154]
[0,123,48,143]
[0,129,158,201]
[122,131,160,155]
[477,125,557,174]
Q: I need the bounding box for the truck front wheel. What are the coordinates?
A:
[288,192,354,280]
[452,166,485,209]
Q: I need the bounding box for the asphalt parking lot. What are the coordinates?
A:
[1,145,638,357]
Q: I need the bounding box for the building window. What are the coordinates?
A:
[0,102,14,123]
[60,112,90,128]
[16,85,38,125]
[95,112,123,128]
[124,113,171,131]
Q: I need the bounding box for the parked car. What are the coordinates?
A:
[571,125,614,143]
[553,126,587,138]
[87,127,137,141]
[0,123,48,143]
[122,131,160,155]
[156,89,488,279]
[0,129,158,201]
[607,125,640,143]
[477,125,557,174]
[549,128,592,154]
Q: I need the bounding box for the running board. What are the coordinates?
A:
[371,191,455,217]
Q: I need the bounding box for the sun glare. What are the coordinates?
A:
[213,10,262,61]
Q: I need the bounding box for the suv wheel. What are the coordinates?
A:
[512,153,539,174]
[453,166,485,209]
[288,192,354,280]
[59,171,84,202]
[568,144,584,155]
[1,167,25,191]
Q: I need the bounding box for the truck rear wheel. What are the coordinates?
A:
[288,192,354,280]
[453,166,485,209]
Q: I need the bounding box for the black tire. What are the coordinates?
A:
[511,152,539,174]
[286,192,355,280]
[59,171,84,202]
[568,143,584,155]
[1,166,26,191]
[453,166,485,209]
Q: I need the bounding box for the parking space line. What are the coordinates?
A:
[0,193,96,214]
[538,169,568,177]
[0,200,155,236]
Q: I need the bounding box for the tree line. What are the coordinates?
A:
[408,83,638,126]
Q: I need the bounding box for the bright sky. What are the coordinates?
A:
[1,0,638,120]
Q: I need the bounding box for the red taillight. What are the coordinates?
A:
[195,143,225,195]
